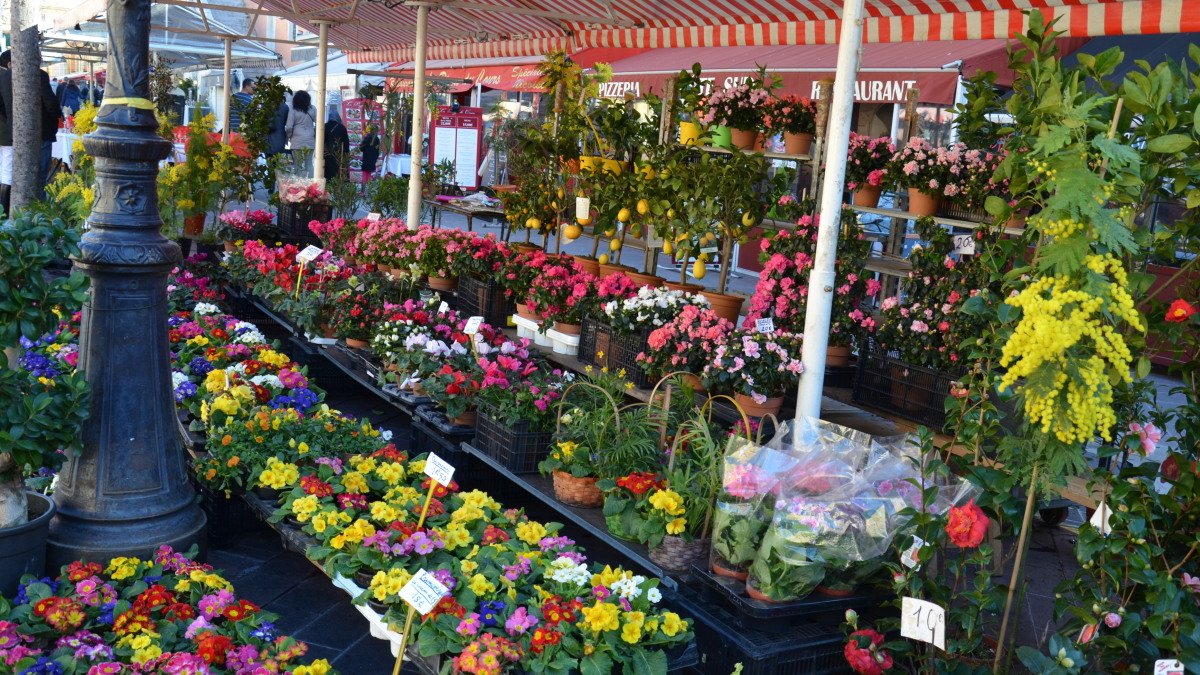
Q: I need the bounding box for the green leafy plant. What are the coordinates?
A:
[364,174,408,218]
[327,176,365,220]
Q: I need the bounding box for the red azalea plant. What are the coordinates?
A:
[526,258,596,326]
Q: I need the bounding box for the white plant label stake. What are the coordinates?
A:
[296,245,324,264]
[367,212,382,221]
[424,452,456,487]
[1090,501,1113,536]
[1154,659,1184,675]
[399,569,450,616]
[463,316,484,335]
[901,597,945,650]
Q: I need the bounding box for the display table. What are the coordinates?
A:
[383,154,413,176]
[421,197,504,232]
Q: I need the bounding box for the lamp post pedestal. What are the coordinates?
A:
[47,0,205,568]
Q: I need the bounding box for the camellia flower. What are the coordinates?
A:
[945,499,989,548]
[1165,298,1197,323]
[1128,422,1162,455]
[844,628,892,674]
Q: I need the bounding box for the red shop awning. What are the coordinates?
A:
[388,56,547,93]
[600,39,1082,104]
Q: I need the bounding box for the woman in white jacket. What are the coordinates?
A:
[285,90,317,150]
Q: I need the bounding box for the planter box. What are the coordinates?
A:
[511,314,541,341]
[546,328,580,356]
[579,316,611,367]
[609,328,654,389]
[457,275,514,329]
[476,406,553,474]
[852,341,961,430]
[275,202,332,244]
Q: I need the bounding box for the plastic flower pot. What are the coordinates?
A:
[711,557,750,582]
[783,132,813,155]
[711,125,733,149]
[427,275,458,292]
[183,213,206,236]
[852,185,883,208]
[552,321,582,336]
[678,121,701,146]
[0,492,55,597]
[344,337,370,350]
[450,409,478,428]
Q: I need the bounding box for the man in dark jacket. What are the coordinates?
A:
[38,69,63,197]
[265,92,289,157]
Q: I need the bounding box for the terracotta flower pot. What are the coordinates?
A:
[553,321,581,335]
[744,580,782,603]
[597,262,636,279]
[906,188,940,216]
[664,281,705,294]
[711,558,749,581]
[183,213,205,237]
[815,584,856,598]
[626,271,665,289]
[451,409,478,427]
[734,392,784,418]
[552,471,603,508]
[427,275,458,292]
[853,185,883,208]
[826,345,852,367]
[680,372,705,392]
[492,184,518,194]
[571,255,601,277]
[730,127,758,151]
[700,290,744,323]
[345,337,370,350]
[319,324,336,339]
[783,132,814,155]
[516,303,540,322]
[515,242,543,254]
[678,121,701,146]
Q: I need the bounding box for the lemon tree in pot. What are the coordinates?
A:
[644,148,723,292]
[0,212,90,595]
[705,150,780,322]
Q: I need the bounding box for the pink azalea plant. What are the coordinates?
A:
[698,69,779,131]
[703,329,805,403]
[888,137,967,198]
[844,133,897,192]
[638,305,735,380]
[525,258,596,325]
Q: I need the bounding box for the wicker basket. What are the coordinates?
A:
[552,471,603,508]
[609,328,654,388]
[651,535,711,574]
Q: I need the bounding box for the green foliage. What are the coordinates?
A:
[327,176,364,220]
[951,71,1005,149]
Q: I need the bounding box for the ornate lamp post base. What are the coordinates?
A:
[46,0,205,567]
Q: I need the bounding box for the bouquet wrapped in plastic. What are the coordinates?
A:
[741,418,976,601]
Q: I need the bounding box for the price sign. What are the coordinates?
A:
[1090,501,1113,536]
[463,316,484,335]
[399,569,450,615]
[755,318,775,334]
[424,452,456,487]
[575,196,591,221]
[296,245,325,264]
[951,234,976,255]
[1155,659,1185,675]
[700,246,720,255]
[366,212,382,221]
[438,301,450,314]
[901,597,945,650]
[900,536,927,569]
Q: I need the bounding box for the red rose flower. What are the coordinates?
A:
[1166,298,1197,323]
[946,499,989,548]
[844,629,892,675]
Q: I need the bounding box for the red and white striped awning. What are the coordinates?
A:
[247,0,1198,64]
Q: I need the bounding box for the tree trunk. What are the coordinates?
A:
[10,0,42,210]
[0,455,27,529]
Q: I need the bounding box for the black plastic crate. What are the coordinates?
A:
[609,328,654,389]
[475,406,553,474]
[285,336,357,396]
[457,274,514,329]
[274,202,332,244]
[668,589,850,675]
[824,364,859,389]
[852,340,961,430]
[578,316,612,367]
[190,478,265,546]
[691,564,885,629]
[411,410,478,481]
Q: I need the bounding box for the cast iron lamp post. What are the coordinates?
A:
[47,0,206,566]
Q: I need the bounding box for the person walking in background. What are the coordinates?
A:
[284,90,317,151]
[265,84,289,158]
[228,77,255,134]
[0,51,13,216]
[323,106,349,180]
[37,68,62,198]
[359,123,380,181]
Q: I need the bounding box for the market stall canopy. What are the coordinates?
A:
[387,55,545,93]
[192,0,1198,64]
[276,51,392,91]
[600,39,1086,104]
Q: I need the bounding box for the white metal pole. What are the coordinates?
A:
[313,20,329,180]
[88,62,95,104]
[221,37,232,141]
[405,3,431,230]
[795,0,867,421]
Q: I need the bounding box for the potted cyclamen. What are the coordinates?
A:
[703,329,805,418]
[527,257,596,335]
[0,214,90,596]
[699,68,780,151]
[845,133,896,208]
[889,137,962,216]
[768,94,817,155]
[214,209,274,251]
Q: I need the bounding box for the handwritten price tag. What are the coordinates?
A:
[296,245,325,264]
[755,318,775,334]
[1090,501,1113,536]
[366,212,382,221]
[1154,659,1184,675]
[399,569,450,615]
[901,597,945,650]
[951,234,976,255]
[700,246,720,255]
[424,452,456,487]
[463,316,484,335]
